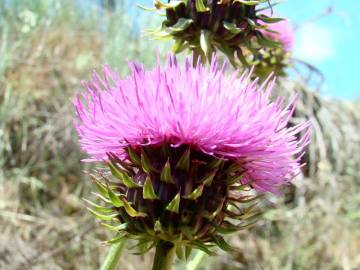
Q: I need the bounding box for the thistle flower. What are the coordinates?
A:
[75,55,311,256]
[145,0,282,65]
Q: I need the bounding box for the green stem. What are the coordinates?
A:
[100,240,126,270]
[186,250,206,270]
[152,241,176,270]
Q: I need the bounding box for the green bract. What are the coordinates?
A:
[85,145,262,257]
[247,47,292,80]
[143,0,282,65]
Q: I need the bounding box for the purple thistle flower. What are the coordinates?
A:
[75,55,310,194]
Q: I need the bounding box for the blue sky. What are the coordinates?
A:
[277,0,359,99]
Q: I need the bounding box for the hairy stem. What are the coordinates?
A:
[100,240,126,270]
[152,241,176,270]
[187,250,206,270]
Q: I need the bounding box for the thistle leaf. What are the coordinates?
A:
[200,30,212,59]
[207,158,224,170]
[202,199,224,220]
[234,194,264,203]
[166,193,181,213]
[214,220,258,234]
[195,0,209,12]
[101,223,128,232]
[176,244,185,260]
[212,235,234,252]
[225,163,242,174]
[105,235,126,244]
[154,0,185,9]
[90,175,109,198]
[190,241,215,256]
[238,211,262,221]
[107,187,124,207]
[87,208,117,221]
[213,222,240,234]
[176,149,190,171]
[121,197,147,218]
[229,184,252,191]
[160,159,174,183]
[180,226,194,240]
[141,149,159,174]
[236,48,250,67]
[91,192,111,203]
[185,246,192,260]
[127,147,141,167]
[171,39,188,54]
[107,152,134,173]
[227,173,245,185]
[136,3,156,11]
[168,18,193,33]
[143,176,159,200]
[223,21,242,34]
[202,171,216,186]
[234,0,262,6]
[258,14,284,23]
[131,240,156,255]
[256,33,281,48]
[154,220,163,233]
[183,184,204,200]
[153,30,173,40]
[217,42,238,67]
[83,198,113,213]
[109,162,141,188]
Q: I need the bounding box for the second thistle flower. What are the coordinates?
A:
[147,0,283,65]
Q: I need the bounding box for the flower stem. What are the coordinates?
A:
[100,240,126,270]
[186,250,206,270]
[152,241,176,270]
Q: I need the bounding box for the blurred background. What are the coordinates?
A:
[0,0,359,269]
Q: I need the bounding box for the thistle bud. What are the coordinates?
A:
[145,0,283,65]
[246,16,295,80]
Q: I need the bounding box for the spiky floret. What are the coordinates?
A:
[75,54,311,254]
[143,0,283,65]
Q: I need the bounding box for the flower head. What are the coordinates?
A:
[146,0,282,65]
[75,55,311,253]
[75,54,310,193]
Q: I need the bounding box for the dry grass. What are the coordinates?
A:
[0,1,359,269]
